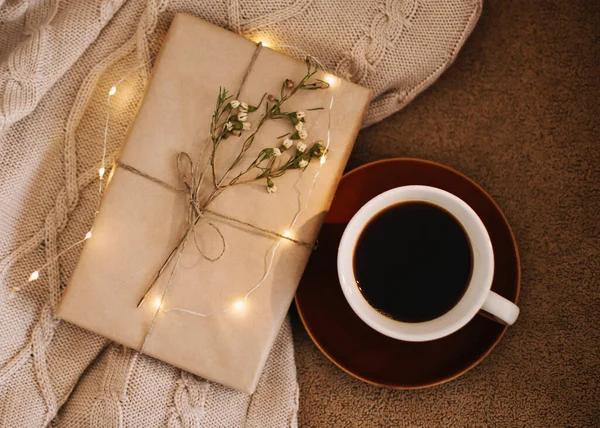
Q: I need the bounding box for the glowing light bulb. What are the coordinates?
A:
[108,86,117,96]
[282,230,293,239]
[28,271,39,282]
[233,300,245,310]
[84,231,92,240]
[99,167,105,178]
[154,298,162,309]
[320,155,327,165]
[259,40,270,48]
[324,74,337,87]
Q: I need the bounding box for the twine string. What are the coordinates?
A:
[140,246,185,353]
[114,161,314,251]
[234,41,262,100]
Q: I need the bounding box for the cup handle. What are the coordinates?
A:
[481,291,520,325]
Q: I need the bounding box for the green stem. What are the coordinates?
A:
[220,71,317,187]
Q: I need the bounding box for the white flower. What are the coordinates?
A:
[225,122,233,131]
[243,122,251,130]
[295,122,304,131]
[298,129,308,139]
[230,100,240,108]
[240,101,248,111]
[238,112,248,122]
[282,138,293,149]
[272,148,282,157]
[267,184,278,193]
[299,159,309,168]
[297,142,307,153]
[296,111,305,119]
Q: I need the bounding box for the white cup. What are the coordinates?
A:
[337,185,519,342]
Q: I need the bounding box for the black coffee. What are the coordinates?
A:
[353,201,472,323]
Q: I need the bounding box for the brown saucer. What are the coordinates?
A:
[295,158,520,389]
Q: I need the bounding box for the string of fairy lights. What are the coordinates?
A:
[23,40,338,318]
[24,60,154,287]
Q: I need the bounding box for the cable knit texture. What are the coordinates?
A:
[0,0,480,425]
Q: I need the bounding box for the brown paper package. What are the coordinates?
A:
[57,13,371,393]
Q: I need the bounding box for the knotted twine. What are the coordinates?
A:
[111,42,314,354]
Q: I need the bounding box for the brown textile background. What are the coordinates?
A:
[292,1,600,426]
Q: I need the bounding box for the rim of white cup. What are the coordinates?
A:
[337,185,495,342]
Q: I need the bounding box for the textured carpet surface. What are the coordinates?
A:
[292,1,600,426]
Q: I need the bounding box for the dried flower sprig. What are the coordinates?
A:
[208,90,266,186]
[253,141,327,193]
[208,57,329,193]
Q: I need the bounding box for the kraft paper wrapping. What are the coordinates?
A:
[57,14,371,393]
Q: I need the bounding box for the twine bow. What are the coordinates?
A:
[176,152,227,263]
[118,152,314,310]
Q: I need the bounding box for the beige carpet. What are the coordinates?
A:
[292,0,600,426]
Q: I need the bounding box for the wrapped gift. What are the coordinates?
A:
[57,13,371,393]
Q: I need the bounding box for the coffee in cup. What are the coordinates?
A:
[353,201,472,323]
[338,185,519,342]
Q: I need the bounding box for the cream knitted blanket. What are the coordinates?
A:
[0,0,480,426]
